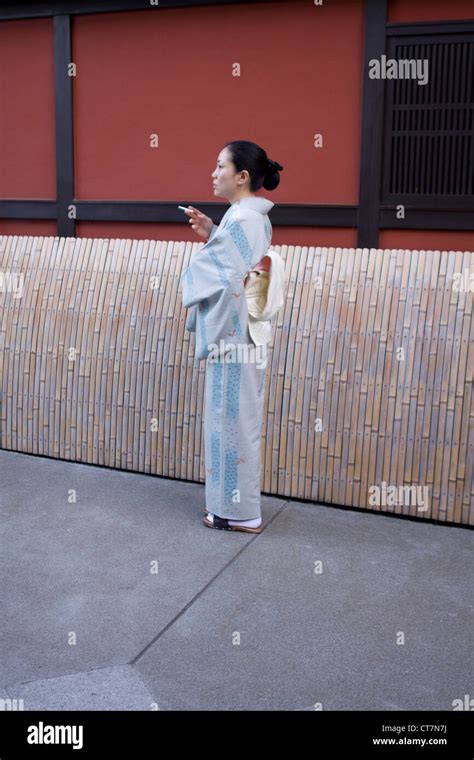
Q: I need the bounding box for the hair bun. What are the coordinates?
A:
[267,158,283,172]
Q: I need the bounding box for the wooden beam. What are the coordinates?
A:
[357,0,387,248]
[53,15,75,237]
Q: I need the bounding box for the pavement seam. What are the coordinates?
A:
[130,499,292,665]
[1,498,291,693]
[4,663,143,695]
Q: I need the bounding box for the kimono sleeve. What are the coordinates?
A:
[180,211,264,358]
[182,223,219,332]
[180,210,261,309]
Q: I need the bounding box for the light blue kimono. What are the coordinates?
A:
[180,196,274,520]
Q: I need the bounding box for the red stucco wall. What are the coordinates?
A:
[0,1,472,251]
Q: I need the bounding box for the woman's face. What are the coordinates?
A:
[211,148,249,200]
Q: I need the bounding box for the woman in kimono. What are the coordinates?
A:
[180,140,283,534]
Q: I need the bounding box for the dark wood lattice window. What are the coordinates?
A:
[382,34,474,208]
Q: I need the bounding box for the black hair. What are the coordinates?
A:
[222,140,283,192]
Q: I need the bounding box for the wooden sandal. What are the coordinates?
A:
[202,513,262,534]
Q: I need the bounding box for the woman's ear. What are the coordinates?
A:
[237,169,251,187]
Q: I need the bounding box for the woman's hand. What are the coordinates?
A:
[184,206,214,239]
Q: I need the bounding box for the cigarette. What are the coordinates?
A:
[178,205,190,211]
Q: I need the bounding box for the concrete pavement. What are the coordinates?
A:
[0,449,472,711]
